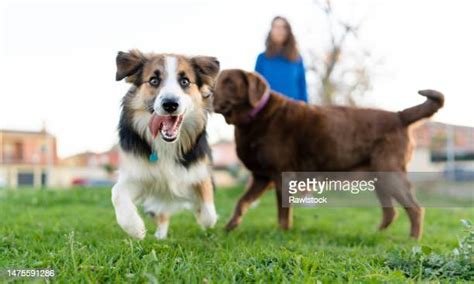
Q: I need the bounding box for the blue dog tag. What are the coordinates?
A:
[149,152,159,163]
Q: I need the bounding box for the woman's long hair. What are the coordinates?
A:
[265,16,299,62]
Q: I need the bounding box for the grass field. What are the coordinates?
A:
[0,186,472,283]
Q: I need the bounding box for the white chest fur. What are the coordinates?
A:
[118,148,210,214]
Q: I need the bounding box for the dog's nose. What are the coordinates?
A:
[162,99,179,113]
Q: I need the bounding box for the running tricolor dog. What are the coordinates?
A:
[112,50,219,240]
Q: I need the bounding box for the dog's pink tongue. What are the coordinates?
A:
[148,114,180,139]
[148,114,163,138]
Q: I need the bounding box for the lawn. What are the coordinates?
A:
[0,186,472,283]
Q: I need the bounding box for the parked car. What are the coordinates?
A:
[72,178,115,187]
[443,167,474,181]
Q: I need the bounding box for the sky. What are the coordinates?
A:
[0,0,473,158]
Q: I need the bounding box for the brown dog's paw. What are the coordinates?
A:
[279,222,292,231]
[278,218,293,230]
[225,219,240,232]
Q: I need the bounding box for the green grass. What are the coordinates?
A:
[0,186,472,283]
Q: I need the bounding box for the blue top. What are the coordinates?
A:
[255,52,308,102]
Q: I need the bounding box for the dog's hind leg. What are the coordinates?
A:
[372,167,424,239]
[390,175,424,239]
[225,174,271,231]
[371,131,424,239]
[374,188,398,231]
[153,213,170,240]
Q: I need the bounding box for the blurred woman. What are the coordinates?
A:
[255,16,308,102]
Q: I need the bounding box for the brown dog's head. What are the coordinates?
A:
[213,69,269,125]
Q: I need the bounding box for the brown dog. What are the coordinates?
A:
[212,69,444,239]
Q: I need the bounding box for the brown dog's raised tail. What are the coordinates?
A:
[398,90,445,126]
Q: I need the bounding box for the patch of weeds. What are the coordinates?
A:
[386,219,473,281]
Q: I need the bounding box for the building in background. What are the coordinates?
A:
[61,147,119,168]
[0,128,117,188]
[0,128,57,187]
[408,121,474,172]
[60,146,119,187]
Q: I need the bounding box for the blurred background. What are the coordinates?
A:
[0,0,473,190]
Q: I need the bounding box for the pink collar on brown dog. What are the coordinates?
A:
[246,89,271,123]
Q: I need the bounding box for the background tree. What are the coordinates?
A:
[306,0,383,106]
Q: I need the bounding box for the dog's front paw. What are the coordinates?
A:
[154,221,169,240]
[117,211,147,240]
[154,230,167,240]
[197,203,218,229]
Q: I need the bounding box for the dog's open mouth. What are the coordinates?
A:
[148,114,184,142]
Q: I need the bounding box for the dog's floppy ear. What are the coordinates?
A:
[115,49,146,82]
[246,72,269,107]
[191,56,220,97]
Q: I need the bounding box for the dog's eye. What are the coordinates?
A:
[149,77,160,87]
[179,77,190,88]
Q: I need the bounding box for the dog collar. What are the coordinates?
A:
[149,151,159,163]
[246,89,271,122]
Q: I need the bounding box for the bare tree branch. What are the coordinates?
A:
[306,0,381,106]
